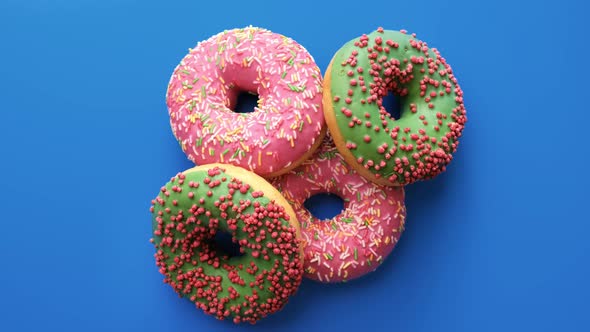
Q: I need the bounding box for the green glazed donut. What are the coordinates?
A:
[150,164,303,324]
[323,28,467,186]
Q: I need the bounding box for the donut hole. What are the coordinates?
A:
[232,91,259,114]
[382,91,403,120]
[211,230,243,258]
[303,193,345,221]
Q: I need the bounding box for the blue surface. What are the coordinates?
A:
[1,0,589,331]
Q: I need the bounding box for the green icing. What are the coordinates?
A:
[329,30,466,185]
[151,167,300,321]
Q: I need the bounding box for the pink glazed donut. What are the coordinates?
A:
[271,135,406,282]
[166,27,325,177]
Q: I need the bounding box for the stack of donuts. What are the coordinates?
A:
[150,26,466,324]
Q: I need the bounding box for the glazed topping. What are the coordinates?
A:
[329,28,467,185]
[272,136,406,282]
[166,27,324,176]
[150,166,302,323]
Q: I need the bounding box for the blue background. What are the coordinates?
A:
[1,0,588,331]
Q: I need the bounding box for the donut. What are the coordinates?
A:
[323,28,467,186]
[149,164,303,324]
[271,135,406,282]
[166,27,325,178]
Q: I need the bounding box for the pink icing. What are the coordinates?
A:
[272,135,406,282]
[166,27,325,176]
